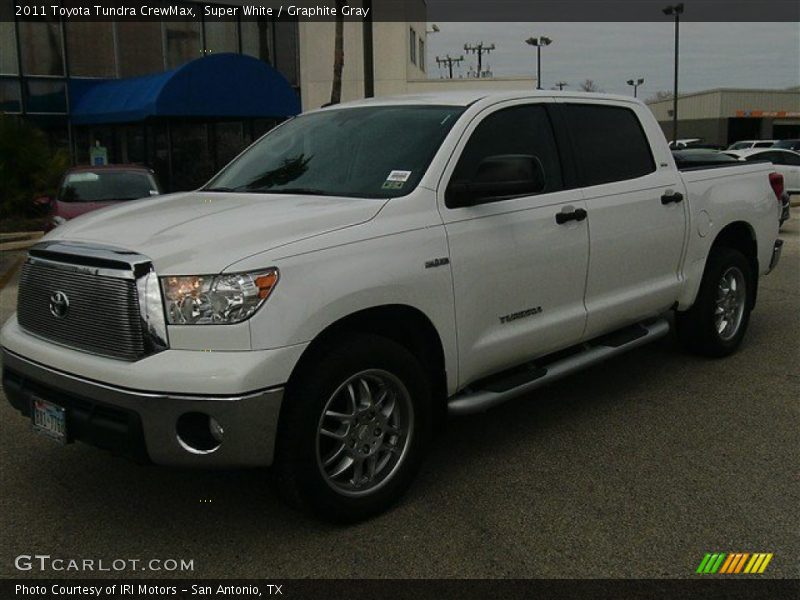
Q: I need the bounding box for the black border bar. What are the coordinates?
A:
[8,0,800,22]
[4,579,800,600]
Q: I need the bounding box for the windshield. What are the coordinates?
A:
[59,171,158,203]
[728,142,752,150]
[205,105,465,198]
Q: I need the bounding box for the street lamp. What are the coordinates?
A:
[626,77,645,98]
[525,36,552,90]
[663,3,684,144]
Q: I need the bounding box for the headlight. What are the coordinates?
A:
[160,268,279,325]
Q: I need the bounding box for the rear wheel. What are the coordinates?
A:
[272,333,432,522]
[676,246,754,357]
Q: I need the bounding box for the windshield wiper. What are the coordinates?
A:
[249,187,330,196]
[202,186,242,193]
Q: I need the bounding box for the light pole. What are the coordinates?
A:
[663,3,684,143]
[525,36,552,90]
[626,77,645,98]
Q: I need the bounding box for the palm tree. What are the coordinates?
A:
[329,0,345,105]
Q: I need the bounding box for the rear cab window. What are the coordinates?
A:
[561,104,656,186]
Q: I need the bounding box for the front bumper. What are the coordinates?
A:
[2,348,283,468]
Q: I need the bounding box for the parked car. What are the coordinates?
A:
[1,92,784,522]
[724,148,800,193]
[668,138,702,149]
[38,165,162,232]
[772,139,800,151]
[725,148,800,226]
[727,140,777,150]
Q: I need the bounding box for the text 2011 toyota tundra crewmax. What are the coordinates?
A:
[1,92,784,521]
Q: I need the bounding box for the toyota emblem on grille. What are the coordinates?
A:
[49,291,70,319]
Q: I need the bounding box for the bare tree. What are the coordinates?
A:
[647,90,674,102]
[329,0,345,105]
[579,79,602,92]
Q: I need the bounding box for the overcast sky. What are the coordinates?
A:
[425,22,800,98]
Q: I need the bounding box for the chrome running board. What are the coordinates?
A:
[447,318,670,416]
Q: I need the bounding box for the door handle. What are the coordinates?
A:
[661,191,684,205]
[555,208,587,224]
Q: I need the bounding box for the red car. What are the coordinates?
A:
[38,165,162,232]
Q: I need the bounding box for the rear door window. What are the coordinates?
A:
[562,104,656,186]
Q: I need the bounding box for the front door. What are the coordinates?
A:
[438,101,590,387]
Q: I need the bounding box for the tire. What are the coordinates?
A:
[676,246,755,357]
[272,333,432,522]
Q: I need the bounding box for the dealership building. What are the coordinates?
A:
[647,87,800,146]
[0,0,534,191]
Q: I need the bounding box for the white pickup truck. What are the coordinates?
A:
[1,92,784,521]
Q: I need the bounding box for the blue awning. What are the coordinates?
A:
[69,53,300,125]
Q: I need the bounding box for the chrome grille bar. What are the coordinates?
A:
[16,242,169,361]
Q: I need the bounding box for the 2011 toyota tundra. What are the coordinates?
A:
[1,92,784,521]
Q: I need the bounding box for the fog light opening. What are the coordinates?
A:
[176,412,223,454]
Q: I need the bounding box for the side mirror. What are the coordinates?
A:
[447,154,546,207]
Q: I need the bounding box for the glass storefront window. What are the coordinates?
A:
[0,78,22,112]
[215,121,244,169]
[117,22,164,77]
[0,1,18,74]
[170,122,213,191]
[19,20,64,76]
[241,19,273,63]
[67,22,115,77]
[25,79,66,113]
[204,18,238,55]
[165,20,201,69]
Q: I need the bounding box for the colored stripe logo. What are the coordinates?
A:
[696,552,773,574]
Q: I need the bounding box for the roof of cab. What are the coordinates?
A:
[314,90,645,111]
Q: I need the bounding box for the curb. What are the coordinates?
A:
[0,231,43,243]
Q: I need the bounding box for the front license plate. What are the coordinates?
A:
[31,398,67,443]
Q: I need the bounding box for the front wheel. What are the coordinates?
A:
[676,246,755,357]
[272,333,432,522]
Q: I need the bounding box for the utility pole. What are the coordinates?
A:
[626,77,645,98]
[464,42,495,78]
[435,54,464,79]
[554,81,568,90]
[524,36,552,90]
[663,3,684,143]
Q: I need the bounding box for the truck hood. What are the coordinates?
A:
[46,191,387,274]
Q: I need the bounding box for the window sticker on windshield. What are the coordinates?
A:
[382,181,405,190]
[386,170,412,182]
[66,172,100,183]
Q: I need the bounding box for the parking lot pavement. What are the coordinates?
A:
[0,219,798,580]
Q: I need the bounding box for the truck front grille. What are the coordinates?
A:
[17,260,146,361]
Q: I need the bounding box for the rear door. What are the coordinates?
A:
[438,101,590,387]
[558,101,688,339]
